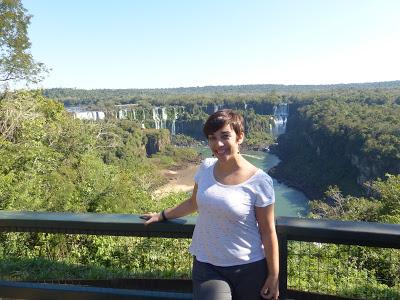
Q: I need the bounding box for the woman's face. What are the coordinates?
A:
[207,123,244,161]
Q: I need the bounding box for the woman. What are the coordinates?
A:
[142,109,279,300]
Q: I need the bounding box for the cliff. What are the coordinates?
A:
[273,101,400,198]
[144,129,171,156]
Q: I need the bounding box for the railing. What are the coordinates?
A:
[0,211,399,299]
[276,217,400,299]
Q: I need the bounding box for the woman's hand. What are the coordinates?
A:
[141,212,163,225]
[260,275,279,300]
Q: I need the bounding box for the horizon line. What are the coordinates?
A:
[35,79,400,91]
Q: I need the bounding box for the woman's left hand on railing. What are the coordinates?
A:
[140,212,163,225]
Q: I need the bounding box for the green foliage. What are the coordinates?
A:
[276,92,400,198]
[0,192,193,281]
[1,84,400,300]
[0,0,46,85]
[288,242,400,299]
[0,90,198,282]
[172,134,200,147]
[43,81,400,107]
[310,175,400,223]
[144,128,170,154]
[372,175,400,223]
[0,91,145,212]
[150,144,200,169]
[245,131,275,149]
[307,176,400,297]
[96,119,146,163]
[309,186,383,221]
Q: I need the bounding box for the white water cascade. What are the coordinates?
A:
[66,106,180,131]
[152,108,161,129]
[161,107,168,129]
[118,109,128,119]
[271,103,289,136]
[171,107,178,135]
[141,109,146,129]
[69,109,105,121]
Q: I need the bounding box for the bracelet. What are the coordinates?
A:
[161,209,168,221]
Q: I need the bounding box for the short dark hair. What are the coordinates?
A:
[203,109,244,138]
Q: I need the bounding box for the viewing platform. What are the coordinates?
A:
[0,211,399,300]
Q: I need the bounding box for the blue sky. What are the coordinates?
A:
[22,0,400,89]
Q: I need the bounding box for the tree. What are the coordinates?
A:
[0,0,46,88]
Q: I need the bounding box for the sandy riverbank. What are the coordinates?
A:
[154,163,200,195]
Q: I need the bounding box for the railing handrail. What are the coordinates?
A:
[1,210,399,299]
[0,211,399,248]
[0,280,192,300]
[0,210,196,238]
[276,216,400,248]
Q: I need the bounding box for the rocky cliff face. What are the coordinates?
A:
[275,105,400,197]
[175,119,205,140]
[144,129,170,156]
[351,155,377,185]
[351,154,400,186]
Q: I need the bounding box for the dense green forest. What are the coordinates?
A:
[0,89,197,279]
[37,86,400,299]
[0,90,200,213]
[43,80,400,107]
[46,85,400,200]
[273,89,400,199]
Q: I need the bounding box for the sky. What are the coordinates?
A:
[22,0,400,89]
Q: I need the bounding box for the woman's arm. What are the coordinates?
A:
[143,184,198,225]
[255,204,279,300]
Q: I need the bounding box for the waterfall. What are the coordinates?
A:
[73,110,105,121]
[161,107,168,129]
[118,109,128,119]
[272,103,289,136]
[97,111,105,120]
[141,109,146,129]
[132,109,136,120]
[152,108,161,129]
[171,107,178,135]
[274,103,289,117]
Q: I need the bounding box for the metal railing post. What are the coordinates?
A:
[278,233,288,299]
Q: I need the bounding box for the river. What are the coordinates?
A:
[197,148,309,217]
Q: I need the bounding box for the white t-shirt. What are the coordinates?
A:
[189,158,275,266]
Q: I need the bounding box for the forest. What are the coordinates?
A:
[46,85,400,201]
[272,89,400,198]
[43,80,400,107]
[1,87,399,298]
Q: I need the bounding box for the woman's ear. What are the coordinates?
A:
[237,131,244,144]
